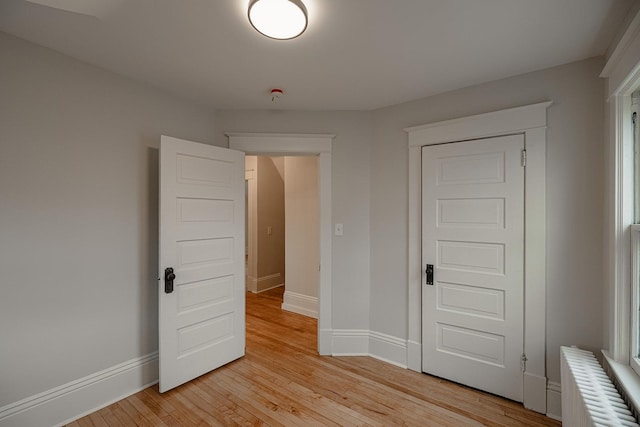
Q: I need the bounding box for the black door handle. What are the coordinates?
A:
[425,264,434,286]
[164,267,175,293]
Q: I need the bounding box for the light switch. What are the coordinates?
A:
[267,226,272,236]
[334,223,343,236]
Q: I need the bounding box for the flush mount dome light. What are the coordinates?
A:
[248,0,308,40]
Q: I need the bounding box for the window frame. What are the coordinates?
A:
[633,96,640,376]
[602,8,640,406]
[632,224,640,376]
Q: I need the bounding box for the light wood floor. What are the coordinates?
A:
[68,287,560,426]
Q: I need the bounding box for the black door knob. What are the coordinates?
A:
[164,267,175,293]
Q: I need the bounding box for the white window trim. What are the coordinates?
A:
[631,224,640,376]
[606,92,635,365]
[405,101,551,414]
[602,8,640,366]
[602,7,640,412]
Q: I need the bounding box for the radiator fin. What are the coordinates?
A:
[561,346,639,427]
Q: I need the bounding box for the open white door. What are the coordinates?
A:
[159,135,245,393]
[422,135,525,401]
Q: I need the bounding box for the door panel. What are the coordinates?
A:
[159,135,245,393]
[422,135,524,402]
[437,197,505,228]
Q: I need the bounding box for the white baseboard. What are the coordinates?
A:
[257,273,283,292]
[523,372,547,414]
[318,329,332,356]
[546,381,562,421]
[281,290,318,319]
[0,352,158,427]
[369,331,407,368]
[407,340,421,372]
[246,275,258,293]
[256,283,284,293]
[330,329,408,368]
[331,329,370,355]
[247,273,284,293]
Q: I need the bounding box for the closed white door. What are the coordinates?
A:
[159,136,245,393]
[421,135,525,401]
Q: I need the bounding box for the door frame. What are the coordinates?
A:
[405,102,551,413]
[227,133,334,355]
[245,166,258,292]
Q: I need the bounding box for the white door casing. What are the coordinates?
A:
[421,135,525,401]
[406,102,550,413]
[227,133,334,355]
[159,136,245,393]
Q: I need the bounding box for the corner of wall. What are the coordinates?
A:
[329,329,408,369]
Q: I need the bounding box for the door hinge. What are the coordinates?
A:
[520,149,527,167]
[520,353,528,372]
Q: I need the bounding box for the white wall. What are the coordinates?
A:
[370,56,605,385]
[284,156,319,299]
[215,111,372,331]
[0,32,216,408]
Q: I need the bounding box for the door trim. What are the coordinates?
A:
[227,132,334,355]
[405,102,552,413]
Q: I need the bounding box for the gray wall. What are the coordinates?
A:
[370,56,605,384]
[284,156,319,299]
[214,111,373,331]
[0,32,216,406]
[256,156,285,287]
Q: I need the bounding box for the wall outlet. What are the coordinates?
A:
[334,223,343,236]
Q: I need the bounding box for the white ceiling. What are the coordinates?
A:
[0,0,634,110]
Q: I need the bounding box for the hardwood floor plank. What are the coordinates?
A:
[117,396,163,427]
[86,412,110,427]
[93,406,125,427]
[135,388,183,427]
[171,389,226,427]
[227,357,377,427]
[200,372,286,427]
[242,338,480,426]
[109,403,136,426]
[125,393,168,427]
[216,367,324,427]
[191,378,266,426]
[68,287,560,426]
[75,417,95,427]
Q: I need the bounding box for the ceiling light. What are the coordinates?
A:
[248,0,308,40]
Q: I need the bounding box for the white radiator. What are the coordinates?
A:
[561,346,639,426]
